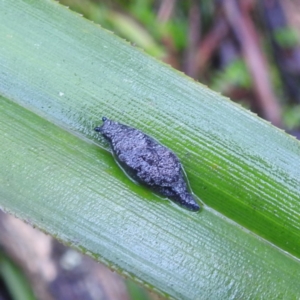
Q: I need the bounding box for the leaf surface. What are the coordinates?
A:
[0,0,300,298]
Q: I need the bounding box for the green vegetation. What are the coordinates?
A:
[1,0,300,298]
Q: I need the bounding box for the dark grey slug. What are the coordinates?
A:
[94,117,200,212]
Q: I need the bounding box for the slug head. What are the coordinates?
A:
[94,117,120,141]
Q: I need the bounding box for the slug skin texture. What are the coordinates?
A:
[95,117,200,212]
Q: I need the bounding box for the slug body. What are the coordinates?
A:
[94,117,200,211]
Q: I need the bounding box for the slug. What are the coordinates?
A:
[95,117,200,211]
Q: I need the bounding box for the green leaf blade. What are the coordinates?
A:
[1,95,300,299]
[1,0,300,298]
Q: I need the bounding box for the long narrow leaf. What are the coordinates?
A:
[1,0,300,298]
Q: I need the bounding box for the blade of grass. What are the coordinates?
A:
[1,0,300,257]
[0,0,300,298]
[1,94,300,299]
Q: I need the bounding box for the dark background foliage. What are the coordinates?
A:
[59,0,300,136]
